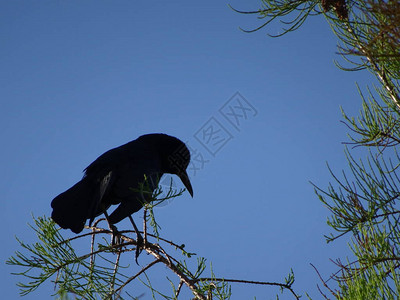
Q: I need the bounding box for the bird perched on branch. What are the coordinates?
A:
[51,133,193,255]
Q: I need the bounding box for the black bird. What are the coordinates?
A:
[51,133,193,239]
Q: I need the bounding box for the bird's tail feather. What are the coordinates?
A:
[51,178,93,234]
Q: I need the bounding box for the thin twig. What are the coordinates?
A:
[175,280,184,298]
[111,251,122,292]
[114,258,161,295]
[90,218,103,268]
[194,277,300,300]
[143,208,148,245]
[310,263,337,299]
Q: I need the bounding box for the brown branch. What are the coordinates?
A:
[145,245,207,300]
[85,224,187,251]
[80,225,206,299]
[56,221,300,299]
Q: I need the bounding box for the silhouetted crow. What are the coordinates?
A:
[51,133,193,237]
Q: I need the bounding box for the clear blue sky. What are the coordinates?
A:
[1,1,374,299]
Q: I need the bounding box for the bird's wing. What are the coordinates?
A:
[87,170,114,227]
[84,144,129,226]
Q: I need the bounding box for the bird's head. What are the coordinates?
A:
[139,133,193,197]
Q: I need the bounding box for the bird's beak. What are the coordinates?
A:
[179,170,193,197]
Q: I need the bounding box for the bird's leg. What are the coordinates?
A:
[128,215,144,263]
[103,211,121,246]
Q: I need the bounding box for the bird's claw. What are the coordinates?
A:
[135,234,144,264]
[110,224,122,246]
